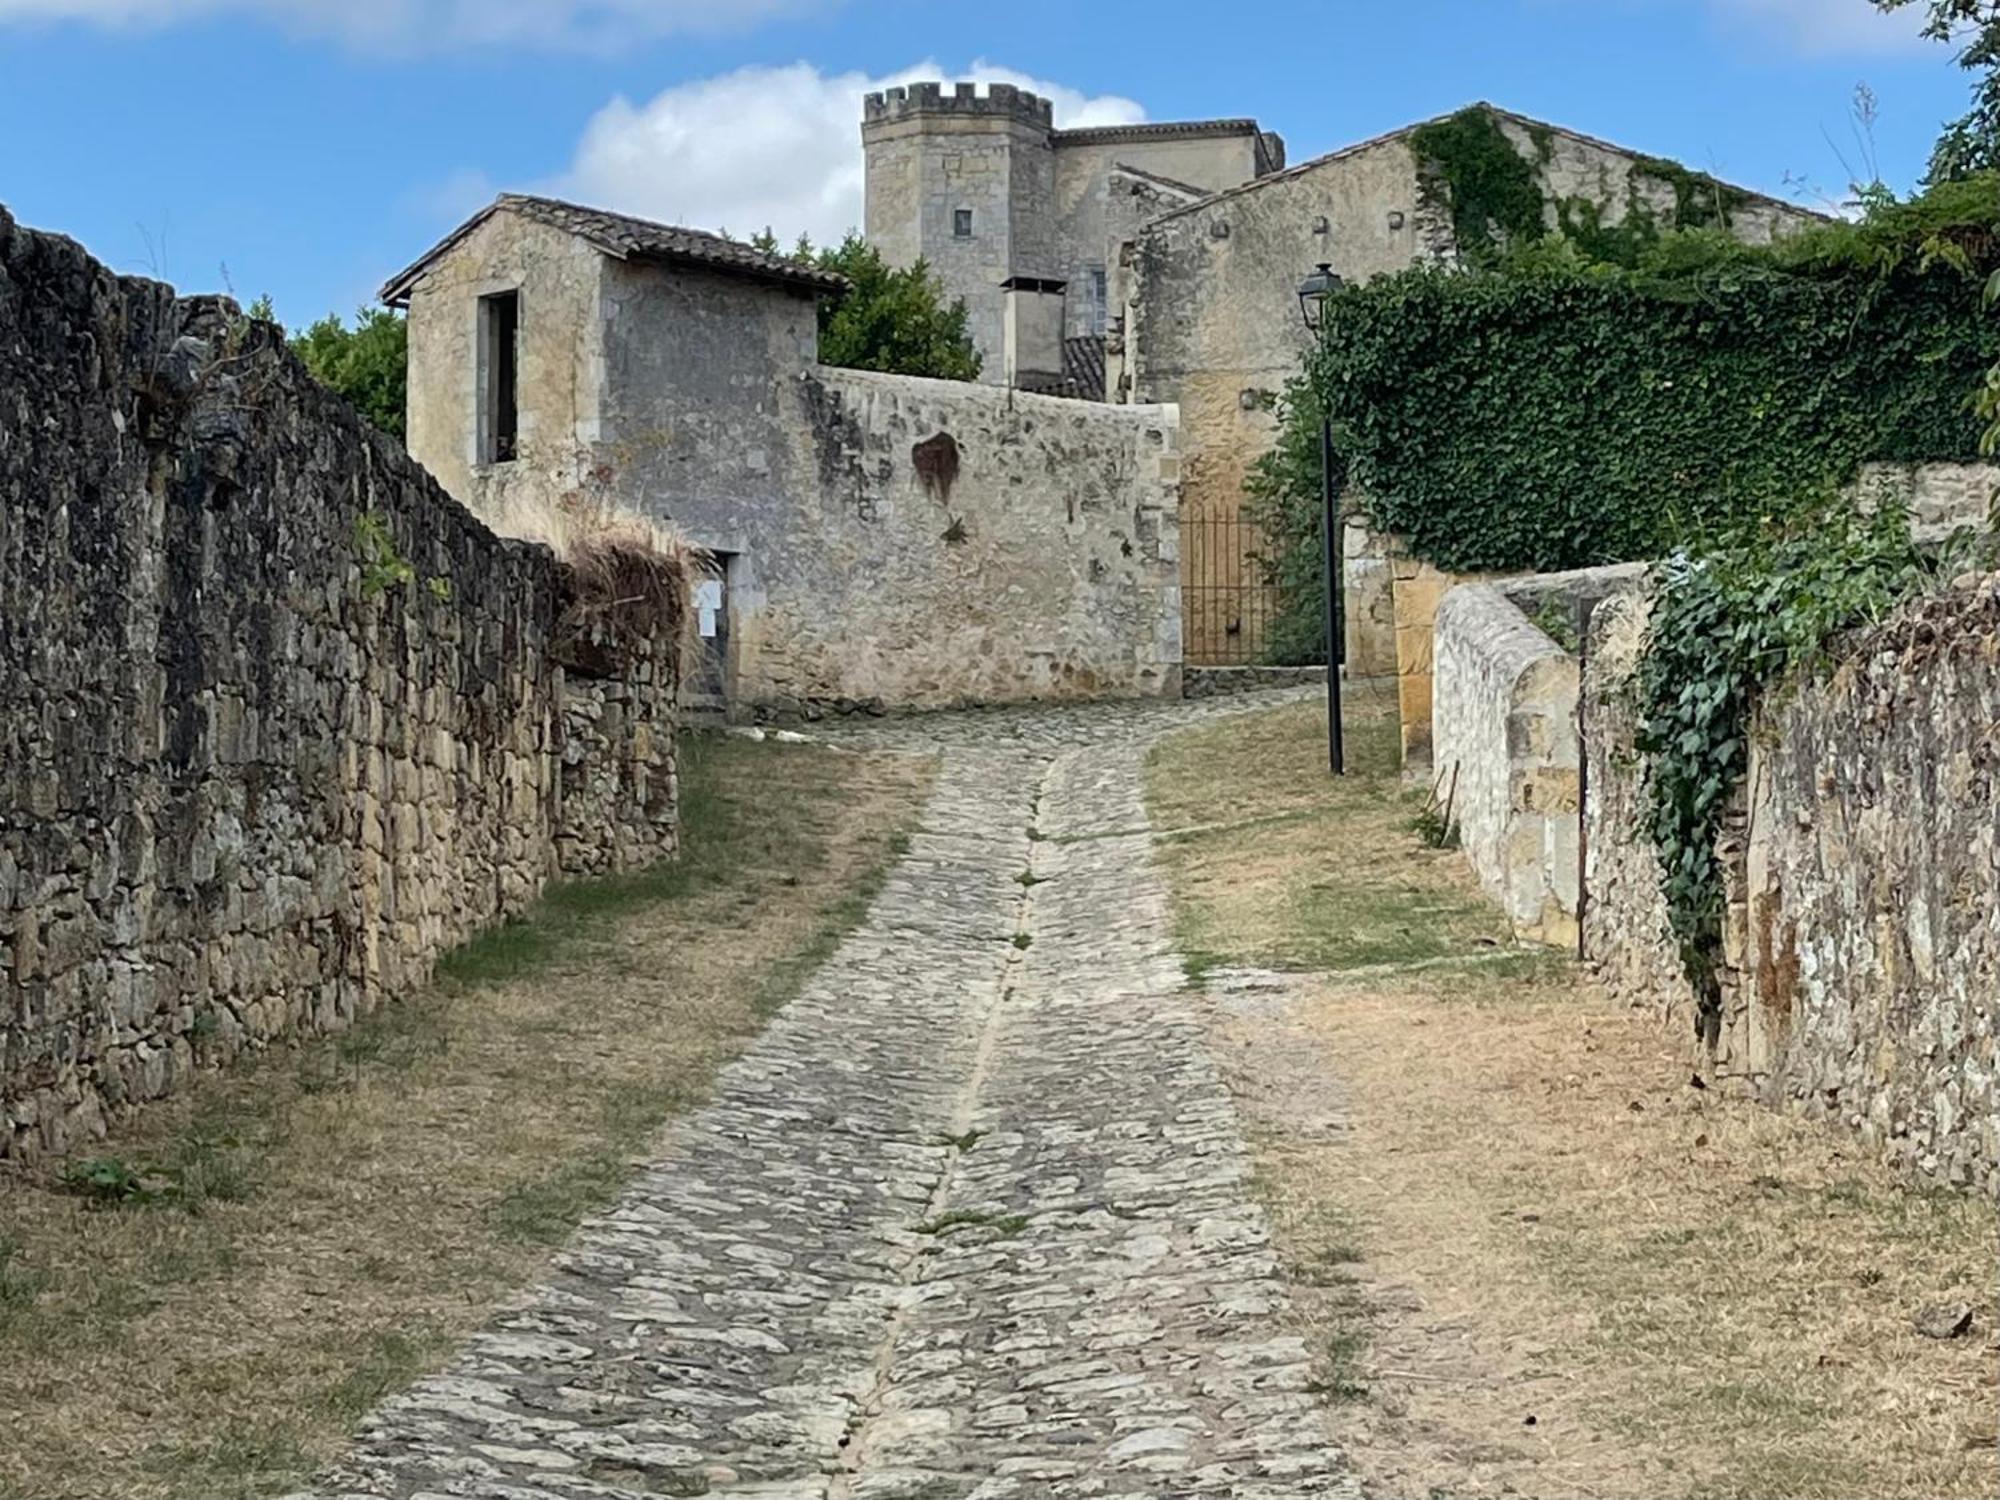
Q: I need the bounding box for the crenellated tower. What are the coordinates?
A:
[862,83,1060,383]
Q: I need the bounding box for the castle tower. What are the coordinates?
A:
[862,82,1059,384]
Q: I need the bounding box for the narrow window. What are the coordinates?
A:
[479,290,519,464]
[953,208,974,239]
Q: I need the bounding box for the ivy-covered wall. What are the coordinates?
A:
[1316,251,1995,574]
[1246,171,1999,642]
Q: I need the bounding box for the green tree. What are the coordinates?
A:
[1875,0,2000,180]
[753,229,981,381]
[290,308,409,440]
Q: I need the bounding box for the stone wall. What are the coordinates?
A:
[751,369,1184,712]
[0,208,681,1161]
[1583,581,2000,1196]
[1855,460,1997,542]
[1431,584,1581,947]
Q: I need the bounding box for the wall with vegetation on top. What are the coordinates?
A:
[0,207,683,1162]
[1583,583,2000,1197]
[1248,171,1997,672]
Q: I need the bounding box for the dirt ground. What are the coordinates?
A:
[1147,692,2000,1500]
[0,733,934,1500]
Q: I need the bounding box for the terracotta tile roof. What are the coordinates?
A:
[381,193,848,305]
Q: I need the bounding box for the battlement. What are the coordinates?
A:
[863,81,1055,131]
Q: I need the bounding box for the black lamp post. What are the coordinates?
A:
[1297,262,1346,776]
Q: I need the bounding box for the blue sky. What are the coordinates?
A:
[0,0,1975,327]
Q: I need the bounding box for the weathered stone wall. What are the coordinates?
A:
[1051,128,1264,340]
[1855,460,1998,543]
[750,369,1184,713]
[1583,580,2000,1196]
[0,208,680,1161]
[1431,584,1580,947]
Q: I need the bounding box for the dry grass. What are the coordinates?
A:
[1146,695,2000,1500]
[0,733,933,1500]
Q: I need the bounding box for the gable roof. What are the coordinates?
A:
[1138,102,1826,232]
[380,193,849,306]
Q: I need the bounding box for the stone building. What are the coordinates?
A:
[862,92,1821,665]
[386,193,1185,718]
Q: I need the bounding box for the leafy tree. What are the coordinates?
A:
[290,308,409,440]
[1875,0,2000,181]
[753,229,981,382]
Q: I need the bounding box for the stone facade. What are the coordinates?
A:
[1583,582,2000,1197]
[1855,459,1998,542]
[1122,106,1815,524]
[397,196,1186,718]
[0,208,682,1162]
[863,83,1281,377]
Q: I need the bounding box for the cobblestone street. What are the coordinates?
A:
[295,696,1356,1500]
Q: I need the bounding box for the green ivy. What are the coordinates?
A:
[1409,107,1549,264]
[1242,378,1345,666]
[1245,174,2000,645]
[1409,106,1765,270]
[1632,502,1983,1031]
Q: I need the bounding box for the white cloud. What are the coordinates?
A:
[0,0,822,51]
[544,61,1146,247]
[1698,0,1934,56]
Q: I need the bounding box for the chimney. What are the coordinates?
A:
[1000,277,1068,390]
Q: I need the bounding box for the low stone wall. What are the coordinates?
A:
[0,209,681,1160]
[1431,584,1580,947]
[1584,580,2000,1195]
[735,370,1184,715]
[1426,563,1647,948]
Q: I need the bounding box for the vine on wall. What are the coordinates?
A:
[1630,502,1981,1029]
[1408,105,1758,269]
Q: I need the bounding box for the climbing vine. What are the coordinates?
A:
[1632,502,1985,1030]
[1409,105,1760,267]
[1410,107,1549,264]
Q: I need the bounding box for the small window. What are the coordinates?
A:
[953,208,974,239]
[479,289,519,465]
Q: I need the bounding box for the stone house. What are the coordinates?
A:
[385,194,1185,719]
[862,92,1822,667]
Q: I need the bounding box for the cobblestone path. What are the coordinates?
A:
[298,696,1356,1500]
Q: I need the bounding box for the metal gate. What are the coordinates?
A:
[1182,513,1286,666]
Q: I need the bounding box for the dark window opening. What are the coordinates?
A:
[480,290,519,464]
[953,208,974,239]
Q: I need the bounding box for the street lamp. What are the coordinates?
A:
[1297,263,1345,776]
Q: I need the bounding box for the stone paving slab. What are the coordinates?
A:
[292,691,1354,1500]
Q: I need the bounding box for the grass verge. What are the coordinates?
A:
[1145,693,1999,1500]
[0,731,933,1500]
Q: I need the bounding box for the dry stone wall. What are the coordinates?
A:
[1583,580,2000,1196]
[0,208,680,1161]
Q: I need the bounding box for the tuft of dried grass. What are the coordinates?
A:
[496,488,699,676]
